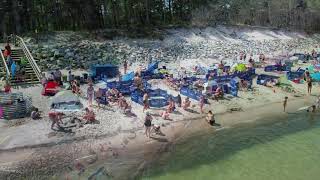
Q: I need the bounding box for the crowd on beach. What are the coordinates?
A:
[1,41,320,139]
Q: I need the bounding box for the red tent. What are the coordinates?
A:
[42,81,59,96]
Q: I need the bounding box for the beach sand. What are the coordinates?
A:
[0,26,320,179]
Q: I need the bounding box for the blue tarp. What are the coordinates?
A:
[286,71,304,81]
[131,88,173,108]
[180,86,203,101]
[264,65,291,72]
[107,80,151,95]
[122,71,135,81]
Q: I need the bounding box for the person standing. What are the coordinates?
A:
[144,112,153,138]
[87,83,95,107]
[54,69,62,85]
[67,71,73,87]
[177,94,182,107]
[143,92,150,112]
[123,60,128,74]
[307,77,312,95]
[283,97,288,112]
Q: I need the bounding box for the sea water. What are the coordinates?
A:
[140,112,320,180]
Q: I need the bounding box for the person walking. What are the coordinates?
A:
[123,60,128,74]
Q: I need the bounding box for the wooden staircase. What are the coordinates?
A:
[0,35,42,86]
[7,49,39,85]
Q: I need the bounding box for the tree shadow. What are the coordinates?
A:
[184,109,200,114]
[149,136,169,143]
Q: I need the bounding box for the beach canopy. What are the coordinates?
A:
[50,90,80,105]
[307,65,315,73]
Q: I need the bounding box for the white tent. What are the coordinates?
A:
[50,91,80,105]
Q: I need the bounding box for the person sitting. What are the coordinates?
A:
[133,74,143,90]
[71,80,81,95]
[214,87,224,101]
[118,94,125,107]
[265,79,278,88]
[83,108,96,124]
[193,79,204,90]
[239,79,248,91]
[182,97,191,110]
[4,81,11,93]
[31,108,41,120]
[167,98,176,113]
[122,100,132,114]
[106,89,115,102]
[206,111,215,126]
[160,109,170,120]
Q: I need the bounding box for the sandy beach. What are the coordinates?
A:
[0,26,320,179]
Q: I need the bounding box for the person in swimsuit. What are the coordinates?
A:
[49,111,64,130]
[143,92,149,112]
[307,77,312,95]
[87,83,95,107]
[144,112,153,138]
[182,97,191,110]
[206,111,215,126]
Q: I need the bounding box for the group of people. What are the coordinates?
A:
[3,43,28,82]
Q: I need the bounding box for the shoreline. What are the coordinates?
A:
[0,94,317,179]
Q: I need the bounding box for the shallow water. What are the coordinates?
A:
[140,112,320,180]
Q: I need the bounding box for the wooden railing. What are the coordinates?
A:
[13,35,42,81]
[0,48,10,80]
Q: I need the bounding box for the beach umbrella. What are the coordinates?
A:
[236,64,246,72]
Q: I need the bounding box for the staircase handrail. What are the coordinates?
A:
[0,49,10,80]
[14,35,42,81]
